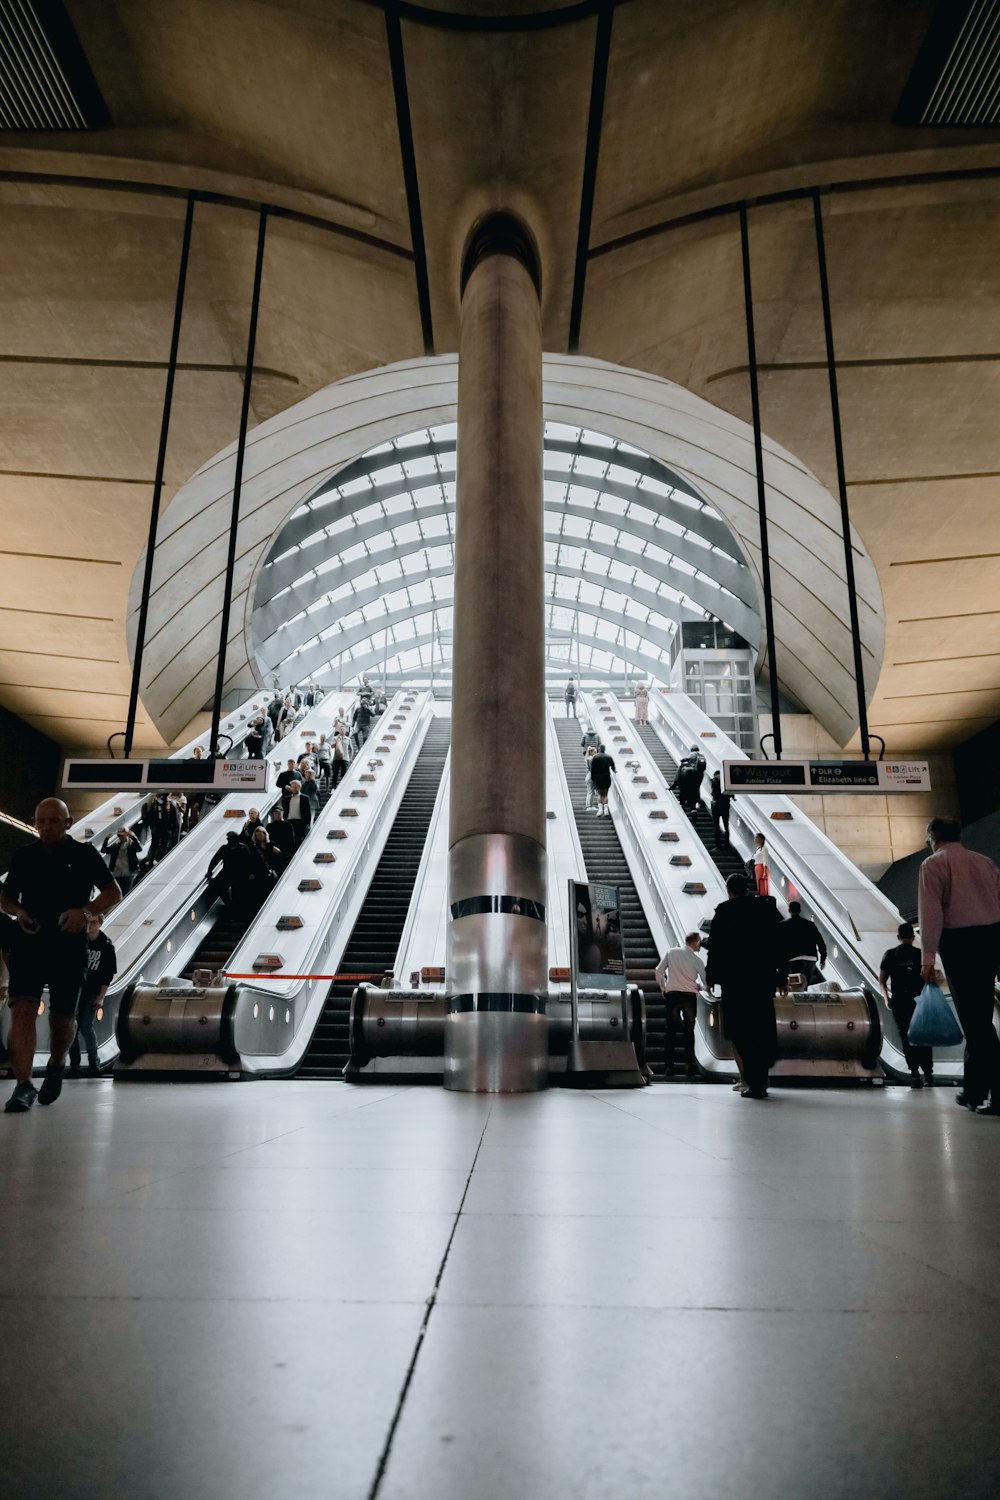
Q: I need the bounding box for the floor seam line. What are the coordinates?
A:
[589,1090,730,1159]
[366,1103,492,1500]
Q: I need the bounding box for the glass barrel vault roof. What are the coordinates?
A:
[251,423,761,686]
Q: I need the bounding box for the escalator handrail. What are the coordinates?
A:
[580,690,727,954]
[228,691,434,1003]
[392,730,450,982]
[646,688,903,968]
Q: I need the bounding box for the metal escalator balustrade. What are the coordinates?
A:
[590,690,886,1084]
[644,686,961,1082]
[179,772,338,984]
[102,695,373,1075]
[223,692,433,1074]
[633,723,746,885]
[552,718,670,1076]
[299,717,451,1078]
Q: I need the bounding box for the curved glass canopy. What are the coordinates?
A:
[251,423,761,690]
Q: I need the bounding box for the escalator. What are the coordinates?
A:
[298,717,451,1078]
[181,777,337,983]
[634,723,745,885]
[554,719,672,1076]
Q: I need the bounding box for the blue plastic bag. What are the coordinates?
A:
[908,982,964,1048]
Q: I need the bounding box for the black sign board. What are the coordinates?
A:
[809,760,880,789]
[725,761,808,790]
[63,758,269,792]
[722,758,931,794]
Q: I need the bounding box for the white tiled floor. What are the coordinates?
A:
[3,1080,1000,1499]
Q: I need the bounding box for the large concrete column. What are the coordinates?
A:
[445,214,548,1093]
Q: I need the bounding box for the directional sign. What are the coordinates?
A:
[810,760,881,790]
[723,760,930,794]
[63,758,270,792]
[724,761,809,792]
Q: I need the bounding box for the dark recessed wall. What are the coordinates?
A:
[0,705,61,826]
[953,718,1000,826]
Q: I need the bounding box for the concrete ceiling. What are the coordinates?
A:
[0,0,998,756]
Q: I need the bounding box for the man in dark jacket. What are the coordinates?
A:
[101,826,143,895]
[276,758,302,792]
[779,901,827,987]
[879,921,933,1086]
[244,717,265,759]
[143,793,177,864]
[705,873,784,1099]
[687,744,707,804]
[206,831,250,907]
[670,756,698,812]
[281,780,313,846]
[267,808,297,861]
[709,771,733,849]
[352,696,374,753]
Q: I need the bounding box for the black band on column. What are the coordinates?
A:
[449,993,547,1014]
[460,212,542,298]
[450,894,546,921]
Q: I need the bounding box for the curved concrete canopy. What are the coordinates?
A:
[130,354,884,745]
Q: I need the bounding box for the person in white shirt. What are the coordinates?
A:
[654,931,707,1077]
[752,833,770,897]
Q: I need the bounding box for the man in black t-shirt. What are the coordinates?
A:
[1,799,121,1113]
[69,918,117,1078]
[588,747,616,817]
[879,921,933,1086]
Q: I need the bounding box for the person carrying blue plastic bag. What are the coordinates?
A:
[908,979,963,1049]
[918,817,1000,1115]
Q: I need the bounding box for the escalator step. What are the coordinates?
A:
[300,719,451,1075]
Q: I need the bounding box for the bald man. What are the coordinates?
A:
[1,799,121,1113]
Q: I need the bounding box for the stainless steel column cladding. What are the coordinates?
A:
[446,213,548,1092]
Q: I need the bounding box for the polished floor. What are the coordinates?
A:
[2,1078,999,1500]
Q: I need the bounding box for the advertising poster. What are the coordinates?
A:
[573,881,625,991]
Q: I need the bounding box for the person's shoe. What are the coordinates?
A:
[37,1065,64,1106]
[975,1099,1000,1116]
[956,1092,981,1111]
[87,1059,100,1078]
[4,1081,37,1114]
[731,1079,744,1092]
[741,1087,768,1099]
[909,1073,923,1087]
[923,1074,934,1086]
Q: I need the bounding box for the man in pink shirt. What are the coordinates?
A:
[918,817,1000,1114]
